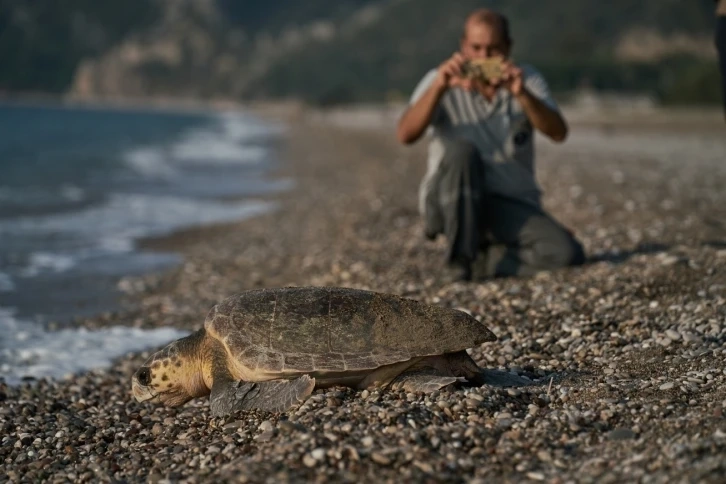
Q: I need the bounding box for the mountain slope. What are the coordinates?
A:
[0,0,719,104]
[0,0,161,92]
[244,0,719,103]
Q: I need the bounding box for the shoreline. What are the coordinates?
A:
[3,90,724,131]
[2,100,726,482]
[0,101,293,333]
[0,92,308,122]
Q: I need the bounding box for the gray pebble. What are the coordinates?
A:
[609,428,637,441]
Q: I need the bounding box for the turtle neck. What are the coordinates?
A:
[719,0,726,16]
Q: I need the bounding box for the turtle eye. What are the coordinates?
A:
[137,367,151,386]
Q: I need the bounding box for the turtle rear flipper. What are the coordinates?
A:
[442,350,532,388]
[474,369,533,387]
[389,369,461,393]
[210,375,315,416]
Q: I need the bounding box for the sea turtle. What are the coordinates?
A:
[131,286,511,416]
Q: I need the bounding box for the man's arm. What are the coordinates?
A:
[396,80,447,145]
[499,62,569,143]
[396,53,471,145]
[515,88,569,142]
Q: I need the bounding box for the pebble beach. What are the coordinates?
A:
[2,104,726,483]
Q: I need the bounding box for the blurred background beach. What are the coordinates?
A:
[0,0,723,381]
[4,3,726,482]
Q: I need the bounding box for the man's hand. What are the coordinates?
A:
[481,59,568,142]
[396,52,472,144]
[435,52,474,91]
[497,60,524,96]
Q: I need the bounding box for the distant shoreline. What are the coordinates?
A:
[2,90,723,129]
[0,101,291,330]
[0,92,308,122]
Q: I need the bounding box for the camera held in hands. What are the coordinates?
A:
[461,57,504,84]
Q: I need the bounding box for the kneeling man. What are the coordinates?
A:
[396,8,585,281]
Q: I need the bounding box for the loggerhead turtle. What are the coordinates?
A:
[131,286,510,416]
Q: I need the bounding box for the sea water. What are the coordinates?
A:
[0,102,291,384]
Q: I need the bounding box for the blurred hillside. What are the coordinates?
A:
[0,0,720,106]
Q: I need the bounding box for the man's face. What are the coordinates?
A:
[460,22,511,60]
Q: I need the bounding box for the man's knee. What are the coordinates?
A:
[533,229,585,269]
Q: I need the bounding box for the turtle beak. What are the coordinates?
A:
[132,366,158,403]
[131,378,155,402]
[132,378,158,403]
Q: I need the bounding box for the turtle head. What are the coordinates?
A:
[132,329,210,408]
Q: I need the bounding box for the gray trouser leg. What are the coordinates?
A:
[423,139,486,265]
[477,196,586,278]
[423,139,585,278]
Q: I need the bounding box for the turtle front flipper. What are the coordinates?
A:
[210,375,315,416]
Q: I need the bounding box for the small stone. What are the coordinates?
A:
[683,333,702,344]
[206,446,222,455]
[526,472,546,481]
[254,431,275,442]
[665,330,681,341]
[465,398,481,409]
[310,448,326,461]
[414,460,434,473]
[609,428,636,441]
[278,420,307,434]
[659,382,675,391]
[302,454,317,468]
[660,254,688,266]
[537,450,552,462]
[343,446,360,461]
[223,420,244,430]
[370,452,392,466]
